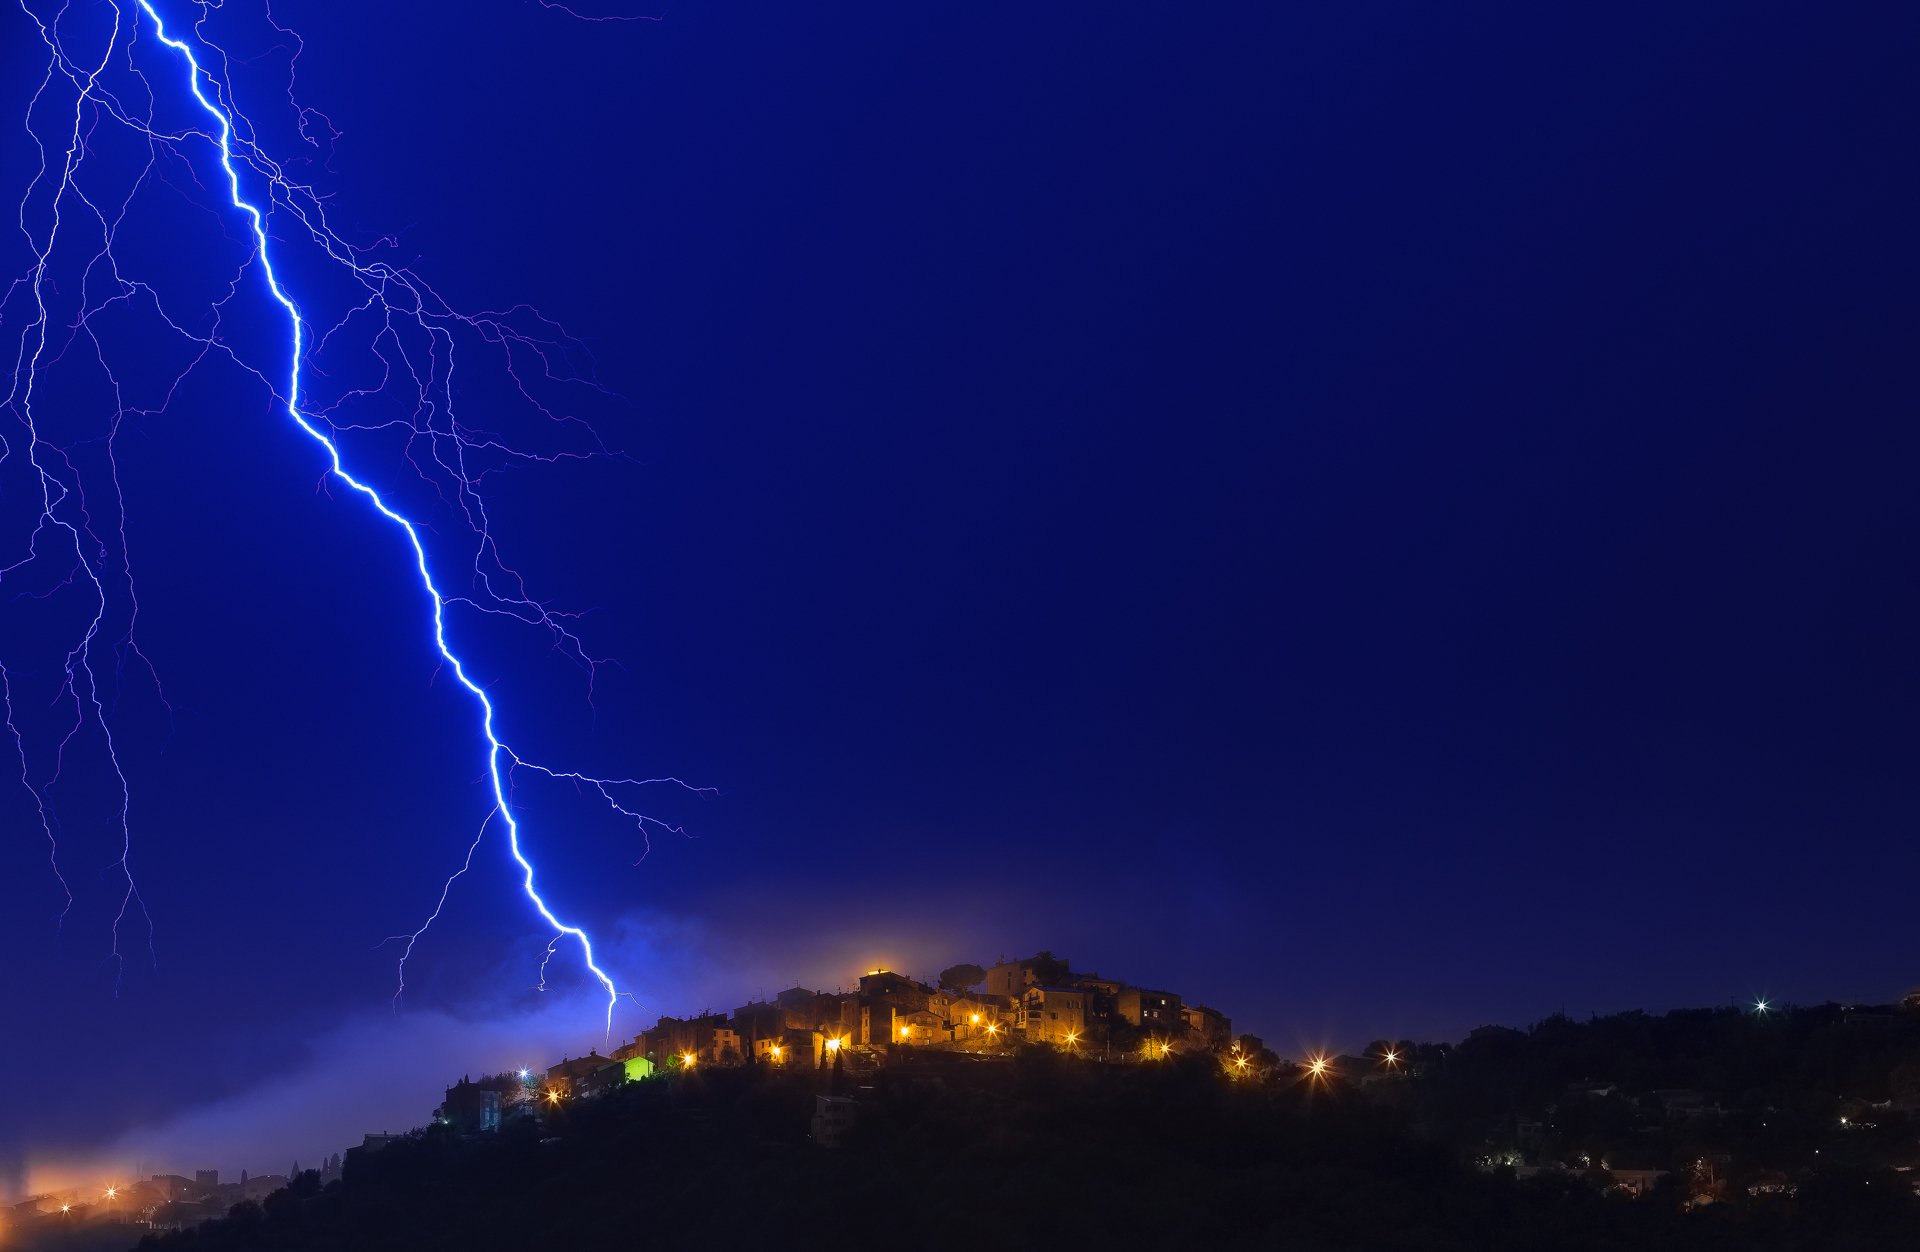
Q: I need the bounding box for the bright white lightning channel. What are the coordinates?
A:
[128,1,629,1032]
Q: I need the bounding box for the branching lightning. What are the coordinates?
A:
[3,0,703,1037]
[534,1,665,23]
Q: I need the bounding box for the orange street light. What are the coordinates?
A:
[545,1087,564,1105]
[1307,1055,1330,1078]
[825,1036,842,1053]
[899,1024,911,1039]
[681,1051,697,1067]
[970,1013,981,1024]
[769,1044,783,1062]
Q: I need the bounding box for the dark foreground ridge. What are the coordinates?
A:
[124,998,1920,1252]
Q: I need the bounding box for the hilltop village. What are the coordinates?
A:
[5,953,1251,1247]
[481,951,1253,1122]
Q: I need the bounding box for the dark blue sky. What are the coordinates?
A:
[3,0,1918,1191]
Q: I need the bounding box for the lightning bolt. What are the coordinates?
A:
[5,1,706,1037]
[5,0,151,980]
[534,1,666,23]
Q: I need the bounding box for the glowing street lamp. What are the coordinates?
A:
[517,1069,531,1082]
[825,1036,842,1053]
[680,1052,697,1068]
[985,1023,999,1037]
[1306,1055,1330,1079]
[1063,1031,1080,1048]
[899,1024,912,1039]
[1381,1048,1400,1068]
[769,1044,784,1062]
[970,1013,981,1025]
[1753,998,1770,1015]
[545,1087,564,1106]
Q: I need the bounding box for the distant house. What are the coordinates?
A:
[856,970,934,1045]
[984,954,1072,999]
[946,994,1013,1041]
[440,1076,503,1132]
[752,1028,825,1067]
[1117,986,1183,1030]
[1022,986,1093,1045]
[856,1001,889,1045]
[732,999,785,1043]
[1182,1004,1231,1049]
[891,1008,943,1046]
[547,1052,625,1097]
[708,1026,744,1065]
[641,1012,731,1063]
[859,970,932,1009]
[740,987,851,1038]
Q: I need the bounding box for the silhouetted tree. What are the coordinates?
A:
[938,963,986,992]
[1029,951,1070,985]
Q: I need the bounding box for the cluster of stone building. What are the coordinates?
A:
[514,953,1236,1106]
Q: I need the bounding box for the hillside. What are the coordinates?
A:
[132,1025,1920,1252]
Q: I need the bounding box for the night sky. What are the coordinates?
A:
[3,0,1919,1195]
